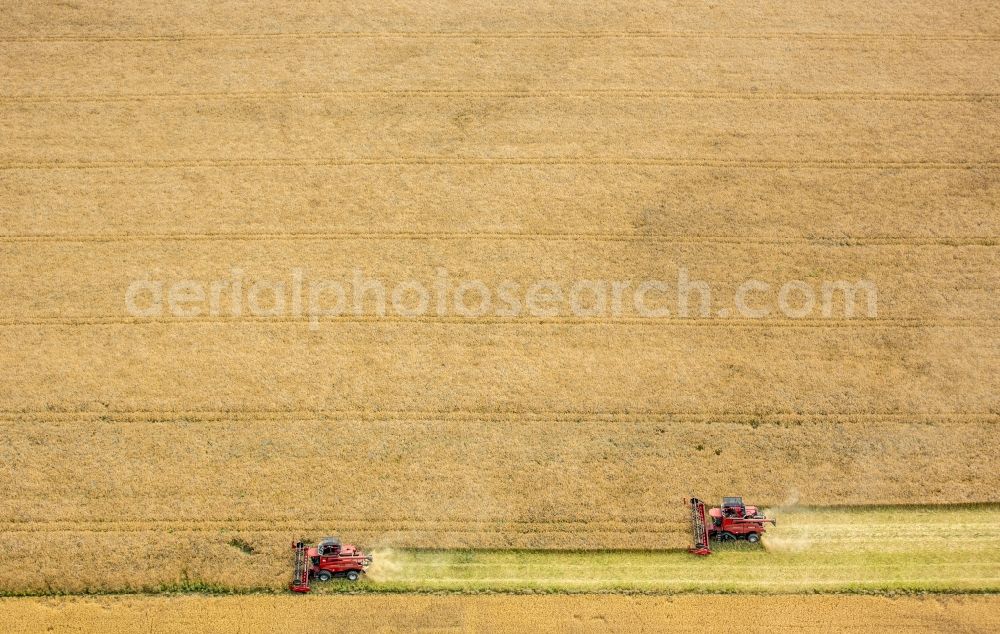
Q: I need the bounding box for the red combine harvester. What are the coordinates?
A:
[688,497,776,555]
[290,537,373,593]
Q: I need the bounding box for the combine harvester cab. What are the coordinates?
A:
[290,538,373,593]
[689,497,776,554]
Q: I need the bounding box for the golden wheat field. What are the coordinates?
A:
[1,0,999,630]
[2,595,999,634]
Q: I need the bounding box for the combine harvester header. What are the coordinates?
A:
[689,497,712,555]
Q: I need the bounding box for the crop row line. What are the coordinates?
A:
[3,31,998,42]
[0,508,991,525]
[346,562,1000,569]
[0,519,684,527]
[1,409,994,422]
[0,524,686,536]
[0,419,986,427]
[3,90,998,103]
[1,159,997,171]
[3,521,987,531]
[0,232,995,246]
[2,408,992,417]
[2,586,996,599]
[0,316,996,328]
[3,418,992,426]
[0,519,989,528]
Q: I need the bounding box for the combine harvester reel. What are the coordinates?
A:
[688,496,776,555]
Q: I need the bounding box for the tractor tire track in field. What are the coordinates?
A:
[3,90,998,103]
[1,317,998,329]
[0,525,685,536]
[0,408,996,424]
[2,158,998,170]
[4,31,999,43]
[0,232,996,245]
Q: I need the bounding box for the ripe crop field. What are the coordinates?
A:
[2,595,998,634]
[0,594,996,633]
[1,0,999,630]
